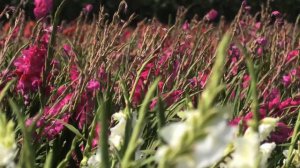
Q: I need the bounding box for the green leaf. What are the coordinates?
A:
[58,121,85,140]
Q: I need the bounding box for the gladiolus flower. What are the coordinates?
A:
[34,0,53,19]
[87,80,100,91]
[282,74,292,86]
[14,45,46,98]
[205,9,218,21]
[286,50,299,62]
[83,4,93,13]
[271,11,281,17]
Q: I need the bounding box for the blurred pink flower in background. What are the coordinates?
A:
[34,0,53,19]
[83,4,93,13]
[271,10,281,17]
[205,9,218,21]
[286,50,299,62]
[282,74,292,87]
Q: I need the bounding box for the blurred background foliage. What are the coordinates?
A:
[0,0,299,23]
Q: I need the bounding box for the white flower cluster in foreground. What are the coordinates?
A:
[156,110,236,168]
[86,149,101,168]
[155,109,279,168]
[0,113,16,167]
[109,111,128,150]
[227,117,278,168]
[283,141,300,167]
[85,107,279,168]
[87,110,136,168]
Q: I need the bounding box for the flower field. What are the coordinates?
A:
[0,0,300,168]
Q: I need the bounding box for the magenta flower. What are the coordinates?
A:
[189,71,209,89]
[242,74,250,89]
[132,63,154,106]
[282,74,292,86]
[14,45,46,98]
[70,64,80,85]
[254,22,261,30]
[34,0,53,19]
[271,11,281,17]
[205,9,218,21]
[83,4,93,13]
[182,21,190,30]
[257,47,263,56]
[286,50,299,62]
[256,37,267,46]
[150,90,183,110]
[43,114,71,140]
[228,44,240,63]
[75,93,94,129]
[92,124,101,147]
[270,122,292,143]
[87,79,100,91]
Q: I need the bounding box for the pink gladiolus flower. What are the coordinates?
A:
[242,74,250,88]
[286,50,299,62]
[190,71,209,89]
[92,124,101,147]
[255,22,261,30]
[70,64,80,85]
[257,47,263,56]
[132,63,154,106]
[263,88,281,110]
[205,9,218,21]
[75,93,94,129]
[228,44,240,63]
[34,0,53,19]
[256,37,267,46]
[14,45,46,98]
[87,79,100,91]
[282,74,292,86]
[83,4,93,13]
[182,21,190,30]
[271,11,281,17]
[150,90,183,110]
[270,122,292,143]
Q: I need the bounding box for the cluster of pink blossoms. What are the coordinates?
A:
[34,0,53,19]
[13,36,48,102]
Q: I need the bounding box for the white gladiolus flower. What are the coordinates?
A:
[109,111,137,150]
[228,132,260,168]
[0,144,16,167]
[191,121,235,168]
[160,122,189,147]
[86,150,101,168]
[258,118,278,141]
[109,111,128,150]
[156,110,235,168]
[0,114,16,167]
[228,117,278,168]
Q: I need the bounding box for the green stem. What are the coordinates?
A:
[42,0,67,102]
[285,110,300,168]
[99,95,111,168]
[57,136,79,168]
[122,78,160,168]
